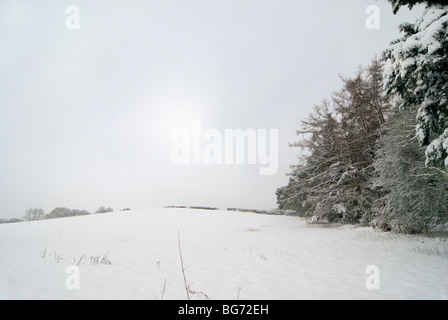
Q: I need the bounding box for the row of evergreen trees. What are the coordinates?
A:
[276,3,448,234]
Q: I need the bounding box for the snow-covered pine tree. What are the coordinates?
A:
[386,0,447,14]
[330,59,392,223]
[371,106,448,233]
[278,59,391,224]
[383,5,448,170]
[277,101,341,220]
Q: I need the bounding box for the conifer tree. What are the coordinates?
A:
[383,5,448,169]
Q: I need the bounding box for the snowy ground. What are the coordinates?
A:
[0,208,447,300]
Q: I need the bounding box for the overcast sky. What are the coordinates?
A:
[0,0,424,218]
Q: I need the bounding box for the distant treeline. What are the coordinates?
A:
[0,218,23,224]
[164,205,218,211]
[0,206,131,224]
[164,206,299,216]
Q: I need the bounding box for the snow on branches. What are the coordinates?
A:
[383,5,448,169]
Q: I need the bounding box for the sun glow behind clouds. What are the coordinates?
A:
[149,94,211,134]
[113,91,213,167]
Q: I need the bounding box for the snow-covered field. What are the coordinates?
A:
[0,208,447,300]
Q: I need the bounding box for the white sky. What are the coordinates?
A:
[0,0,424,218]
